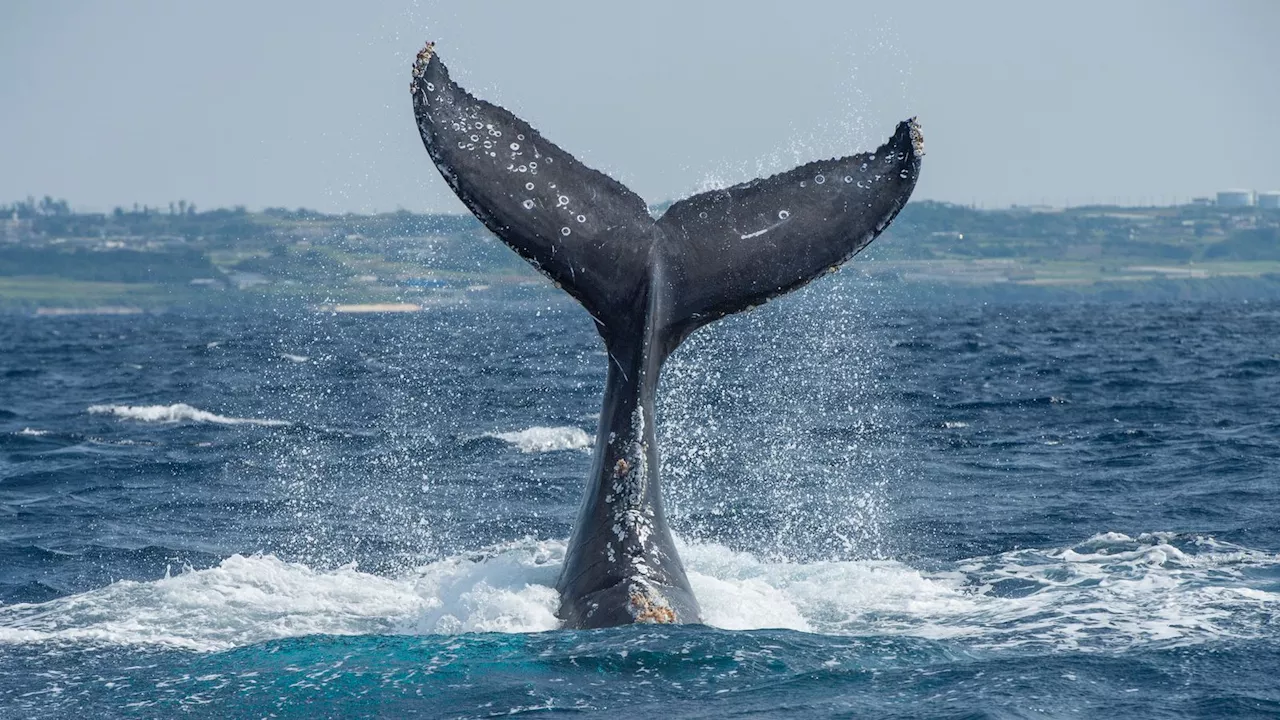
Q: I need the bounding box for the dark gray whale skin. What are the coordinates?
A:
[410,42,922,629]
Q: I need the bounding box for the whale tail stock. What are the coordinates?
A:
[411,42,922,628]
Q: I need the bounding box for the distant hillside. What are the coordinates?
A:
[2,196,1279,309]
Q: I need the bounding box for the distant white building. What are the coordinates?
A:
[1257,191,1280,210]
[3,211,27,243]
[1217,189,1255,207]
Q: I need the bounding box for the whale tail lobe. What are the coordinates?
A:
[410,42,921,627]
[411,43,922,354]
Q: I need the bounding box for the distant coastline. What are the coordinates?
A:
[3,198,1279,311]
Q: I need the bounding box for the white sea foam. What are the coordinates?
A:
[17,428,49,436]
[0,543,563,652]
[486,426,591,453]
[0,533,1274,653]
[88,404,289,427]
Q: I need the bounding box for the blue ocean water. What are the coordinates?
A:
[1,280,1278,718]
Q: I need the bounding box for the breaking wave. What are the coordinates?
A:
[485,426,592,453]
[88,404,289,427]
[0,533,1273,654]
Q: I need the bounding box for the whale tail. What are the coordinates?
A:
[411,43,922,355]
[410,42,922,627]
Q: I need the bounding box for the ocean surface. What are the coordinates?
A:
[1,280,1278,718]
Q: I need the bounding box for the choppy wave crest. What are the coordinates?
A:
[0,533,1274,653]
[485,426,591,453]
[693,532,1280,651]
[0,543,562,652]
[88,403,289,427]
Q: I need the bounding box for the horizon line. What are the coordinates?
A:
[8,195,1280,218]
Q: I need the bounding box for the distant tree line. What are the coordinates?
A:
[6,197,1279,267]
[3,196,72,218]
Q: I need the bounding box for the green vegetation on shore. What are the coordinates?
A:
[2,196,1279,310]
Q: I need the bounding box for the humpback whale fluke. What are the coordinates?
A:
[410,41,922,629]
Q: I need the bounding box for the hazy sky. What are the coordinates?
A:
[2,1,1278,214]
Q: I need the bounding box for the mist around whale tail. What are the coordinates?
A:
[410,41,923,629]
